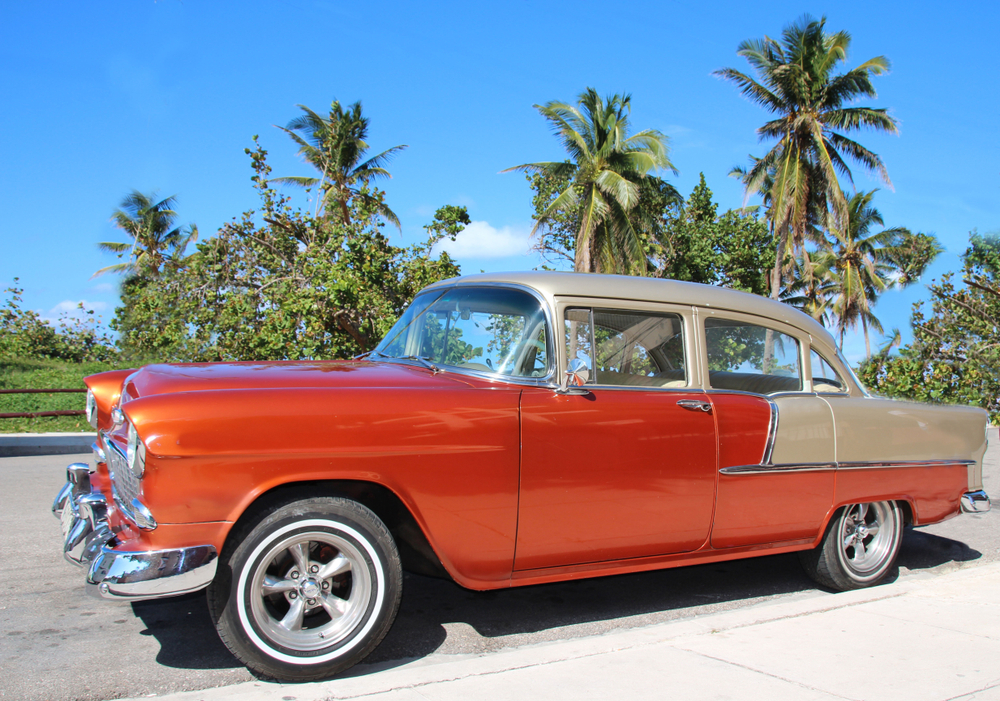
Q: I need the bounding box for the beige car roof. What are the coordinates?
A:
[426,271,838,350]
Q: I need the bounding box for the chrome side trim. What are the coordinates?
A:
[961,490,991,514]
[837,459,975,470]
[761,400,779,465]
[721,458,976,476]
[87,545,218,601]
[720,462,836,475]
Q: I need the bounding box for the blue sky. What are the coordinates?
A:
[2,0,997,363]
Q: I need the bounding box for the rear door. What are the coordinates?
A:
[701,312,836,548]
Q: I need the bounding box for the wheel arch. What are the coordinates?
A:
[222,479,451,581]
[815,496,917,546]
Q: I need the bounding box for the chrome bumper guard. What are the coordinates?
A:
[53,451,217,601]
[961,490,991,514]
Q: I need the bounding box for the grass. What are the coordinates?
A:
[0,358,131,433]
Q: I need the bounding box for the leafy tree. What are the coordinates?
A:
[790,191,940,355]
[525,167,681,272]
[95,191,198,279]
[505,88,675,274]
[782,253,837,325]
[716,15,899,299]
[824,190,911,354]
[273,101,407,227]
[652,174,775,295]
[0,281,117,362]
[858,232,999,423]
[524,169,581,270]
[112,141,460,363]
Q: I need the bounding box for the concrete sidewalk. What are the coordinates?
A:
[0,432,95,456]
[126,560,1000,701]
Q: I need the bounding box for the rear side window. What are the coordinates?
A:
[810,350,848,393]
[705,317,802,394]
[565,308,687,388]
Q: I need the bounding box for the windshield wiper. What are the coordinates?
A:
[398,355,442,374]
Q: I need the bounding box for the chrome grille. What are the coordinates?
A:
[107,441,141,508]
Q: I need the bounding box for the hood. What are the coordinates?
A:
[123,359,476,399]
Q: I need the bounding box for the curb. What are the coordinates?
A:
[0,432,95,457]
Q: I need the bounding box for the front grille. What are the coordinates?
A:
[107,441,141,509]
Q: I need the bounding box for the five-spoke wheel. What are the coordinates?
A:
[208,497,401,681]
[800,500,903,591]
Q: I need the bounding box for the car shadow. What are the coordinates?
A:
[131,529,983,676]
[363,552,815,668]
[897,527,982,571]
[132,593,241,670]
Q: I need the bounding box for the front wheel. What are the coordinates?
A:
[800,501,903,591]
[207,497,402,681]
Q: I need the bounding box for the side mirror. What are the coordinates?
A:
[557,358,591,395]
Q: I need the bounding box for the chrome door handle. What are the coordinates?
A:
[677,399,712,413]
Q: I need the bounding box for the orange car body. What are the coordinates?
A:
[66,272,989,598]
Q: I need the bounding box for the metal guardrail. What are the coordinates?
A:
[0,388,86,419]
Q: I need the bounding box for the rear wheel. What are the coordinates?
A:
[800,501,903,591]
[208,497,402,681]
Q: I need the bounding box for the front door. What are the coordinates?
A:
[514,305,718,571]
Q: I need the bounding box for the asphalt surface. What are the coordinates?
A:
[2,429,997,701]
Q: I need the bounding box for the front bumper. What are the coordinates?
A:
[53,449,218,601]
[961,490,991,514]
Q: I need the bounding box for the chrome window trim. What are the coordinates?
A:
[698,309,807,394]
[375,282,556,387]
[550,385,709,394]
[556,300,697,392]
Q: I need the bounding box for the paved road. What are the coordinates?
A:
[2,430,997,701]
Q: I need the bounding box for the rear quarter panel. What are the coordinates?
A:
[823,395,989,524]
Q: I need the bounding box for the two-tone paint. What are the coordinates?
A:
[58,271,991,600]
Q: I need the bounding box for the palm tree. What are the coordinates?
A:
[273,101,407,228]
[504,88,675,274]
[716,15,899,299]
[826,190,909,356]
[95,191,197,279]
[782,252,837,325]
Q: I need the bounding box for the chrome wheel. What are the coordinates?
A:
[246,530,373,653]
[209,497,402,681]
[800,499,903,591]
[837,502,897,578]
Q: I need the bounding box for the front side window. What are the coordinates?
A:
[376,287,550,378]
[705,317,802,394]
[810,350,848,393]
[564,308,687,387]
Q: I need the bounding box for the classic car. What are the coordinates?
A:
[53,271,991,681]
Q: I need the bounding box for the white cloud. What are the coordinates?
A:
[88,283,115,293]
[432,221,533,259]
[45,300,109,323]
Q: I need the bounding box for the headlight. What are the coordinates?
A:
[126,422,146,478]
[85,390,97,428]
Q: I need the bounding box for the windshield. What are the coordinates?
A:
[375,286,551,378]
